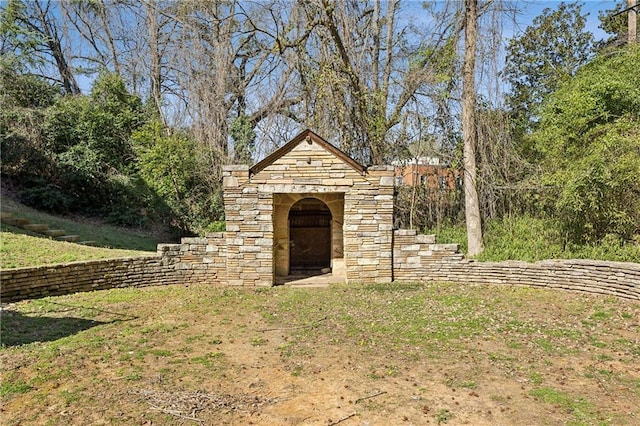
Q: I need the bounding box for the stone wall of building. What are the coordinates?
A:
[344,166,395,283]
[222,165,273,286]
[222,138,396,285]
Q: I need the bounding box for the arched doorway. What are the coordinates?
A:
[288,198,332,274]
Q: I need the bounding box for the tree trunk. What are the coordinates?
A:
[462,0,483,256]
[629,0,637,44]
[33,1,79,95]
[145,0,164,123]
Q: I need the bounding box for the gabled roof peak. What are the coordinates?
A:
[249,129,366,176]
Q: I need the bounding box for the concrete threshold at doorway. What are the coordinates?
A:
[277,273,346,288]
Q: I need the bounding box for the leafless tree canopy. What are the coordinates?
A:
[12,1,514,161]
[4,0,521,232]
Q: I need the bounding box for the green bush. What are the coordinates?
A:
[132,121,224,233]
[19,179,71,212]
[478,216,566,262]
[425,216,640,262]
[203,221,226,235]
[532,45,640,242]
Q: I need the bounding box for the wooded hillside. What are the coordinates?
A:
[1,0,638,253]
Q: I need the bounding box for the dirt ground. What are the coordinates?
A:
[1,282,639,425]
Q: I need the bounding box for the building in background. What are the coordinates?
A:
[392,157,463,189]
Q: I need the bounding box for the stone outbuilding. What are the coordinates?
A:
[222,129,396,286]
[156,129,462,288]
[3,128,637,302]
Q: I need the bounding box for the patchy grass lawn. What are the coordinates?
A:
[1,192,167,252]
[1,282,639,425]
[0,226,155,269]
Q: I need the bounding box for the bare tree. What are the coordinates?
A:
[61,0,122,76]
[5,0,80,94]
[462,0,483,256]
[288,0,462,165]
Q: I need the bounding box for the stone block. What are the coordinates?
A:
[239,246,261,253]
[223,176,238,187]
[394,229,417,237]
[205,232,225,239]
[417,234,436,244]
[237,197,259,205]
[379,176,395,187]
[357,258,380,266]
[264,165,289,171]
[378,223,394,231]
[431,243,460,252]
[224,165,250,172]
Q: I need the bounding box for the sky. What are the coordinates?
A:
[71,1,622,94]
[513,0,617,40]
[404,1,620,40]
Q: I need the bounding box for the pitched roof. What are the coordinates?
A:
[249,129,366,176]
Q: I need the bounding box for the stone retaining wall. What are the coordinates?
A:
[0,237,225,303]
[2,232,638,302]
[1,256,170,303]
[419,259,640,300]
[392,229,639,300]
[393,229,464,281]
[156,233,227,282]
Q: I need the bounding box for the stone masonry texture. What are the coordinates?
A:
[2,130,638,301]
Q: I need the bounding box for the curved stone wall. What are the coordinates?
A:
[392,230,639,300]
[1,256,170,303]
[419,259,640,300]
[1,233,638,303]
[0,238,224,303]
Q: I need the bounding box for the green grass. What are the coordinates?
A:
[0,379,33,398]
[1,193,165,252]
[435,408,453,424]
[426,215,640,262]
[0,193,168,268]
[1,283,638,424]
[530,387,602,425]
[0,227,154,268]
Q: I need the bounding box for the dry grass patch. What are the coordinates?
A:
[1,282,639,425]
